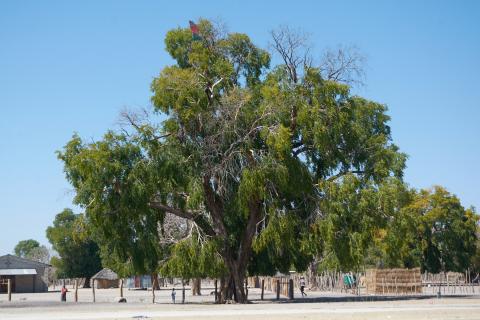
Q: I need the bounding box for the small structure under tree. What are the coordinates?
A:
[91,268,119,289]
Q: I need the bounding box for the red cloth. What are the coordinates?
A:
[189,21,199,35]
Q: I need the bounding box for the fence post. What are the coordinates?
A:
[182,280,185,304]
[288,279,294,300]
[261,279,265,300]
[8,279,11,301]
[120,279,124,298]
[382,277,385,295]
[276,279,280,300]
[152,275,156,304]
[214,279,218,303]
[395,276,398,295]
[92,279,95,303]
[74,279,78,302]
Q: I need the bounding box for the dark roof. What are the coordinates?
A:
[91,268,118,280]
[0,254,51,269]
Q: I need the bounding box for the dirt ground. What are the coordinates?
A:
[1,288,479,320]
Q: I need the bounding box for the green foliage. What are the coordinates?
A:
[57,132,168,276]
[58,20,417,301]
[365,186,478,273]
[409,187,477,272]
[46,209,102,279]
[14,240,50,264]
[14,239,40,258]
[312,176,395,270]
[161,234,226,279]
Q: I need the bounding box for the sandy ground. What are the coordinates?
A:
[1,288,479,320]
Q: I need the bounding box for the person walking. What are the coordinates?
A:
[171,288,176,304]
[61,285,68,302]
[300,276,307,297]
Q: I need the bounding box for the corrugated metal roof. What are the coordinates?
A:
[0,269,37,275]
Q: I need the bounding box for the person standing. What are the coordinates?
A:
[61,285,68,302]
[299,276,307,297]
[171,288,176,304]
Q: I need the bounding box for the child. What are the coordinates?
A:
[300,276,307,297]
[171,288,176,304]
[61,285,68,302]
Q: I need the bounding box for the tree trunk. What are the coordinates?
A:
[83,276,91,288]
[307,260,319,290]
[191,278,201,295]
[218,259,248,303]
[202,175,260,304]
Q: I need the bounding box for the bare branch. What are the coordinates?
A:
[119,108,171,140]
[319,45,366,86]
[270,25,312,84]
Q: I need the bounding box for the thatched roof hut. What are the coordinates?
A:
[91,268,119,289]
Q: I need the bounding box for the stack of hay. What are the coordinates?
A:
[365,268,422,295]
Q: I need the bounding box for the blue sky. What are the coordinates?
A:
[0,0,479,255]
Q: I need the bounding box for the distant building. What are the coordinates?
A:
[126,275,152,289]
[0,254,50,293]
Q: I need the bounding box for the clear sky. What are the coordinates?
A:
[0,0,479,255]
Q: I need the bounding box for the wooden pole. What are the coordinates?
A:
[74,279,78,302]
[276,279,280,300]
[288,279,294,300]
[245,278,248,300]
[413,272,416,295]
[7,279,11,301]
[395,276,398,295]
[152,276,156,304]
[382,277,385,295]
[261,279,265,300]
[447,273,450,293]
[182,280,185,304]
[214,279,218,303]
[92,279,96,302]
[120,279,124,298]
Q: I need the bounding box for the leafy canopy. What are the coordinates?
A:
[58,19,407,301]
[46,208,102,280]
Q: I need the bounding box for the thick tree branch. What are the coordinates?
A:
[237,198,262,272]
[148,202,215,237]
[202,175,228,237]
[292,145,311,157]
[327,170,365,181]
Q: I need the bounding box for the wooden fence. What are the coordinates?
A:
[247,276,291,298]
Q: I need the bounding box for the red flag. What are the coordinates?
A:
[189,20,201,40]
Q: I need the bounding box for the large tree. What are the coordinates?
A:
[14,239,50,264]
[14,239,40,258]
[365,186,478,272]
[395,187,477,272]
[46,209,102,287]
[58,20,405,302]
